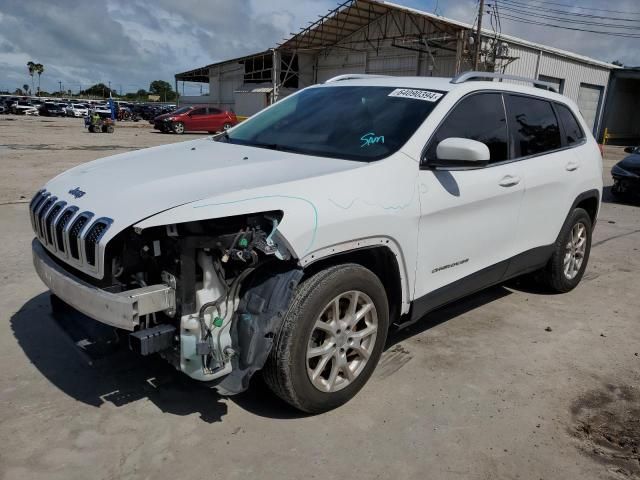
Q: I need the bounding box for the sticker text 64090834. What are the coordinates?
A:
[388,88,443,102]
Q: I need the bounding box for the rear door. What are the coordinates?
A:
[505,94,581,264]
[203,107,224,132]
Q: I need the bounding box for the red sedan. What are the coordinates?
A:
[157,105,237,134]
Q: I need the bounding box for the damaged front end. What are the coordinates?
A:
[100,212,301,394]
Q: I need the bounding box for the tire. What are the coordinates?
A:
[106,125,114,133]
[540,207,592,293]
[223,123,232,131]
[263,264,389,413]
[172,122,185,134]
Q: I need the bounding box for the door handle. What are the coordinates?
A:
[499,175,521,187]
[566,161,579,172]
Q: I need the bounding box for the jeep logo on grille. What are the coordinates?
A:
[68,187,86,199]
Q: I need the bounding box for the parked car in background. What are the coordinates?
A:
[162,105,237,134]
[65,104,89,117]
[12,101,35,114]
[0,105,6,114]
[153,106,194,131]
[91,105,113,119]
[39,102,66,117]
[23,107,39,116]
[611,146,640,198]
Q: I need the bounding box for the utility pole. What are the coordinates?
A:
[58,80,62,93]
[473,0,485,70]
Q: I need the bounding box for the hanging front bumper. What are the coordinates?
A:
[32,239,175,331]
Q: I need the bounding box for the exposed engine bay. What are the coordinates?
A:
[97,212,302,394]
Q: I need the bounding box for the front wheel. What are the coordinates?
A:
[263,264,389,413]
[172,122,185,134]
[540,207,592,292]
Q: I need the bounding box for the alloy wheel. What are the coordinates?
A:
[306,290,378,393]
[563,222,587,280]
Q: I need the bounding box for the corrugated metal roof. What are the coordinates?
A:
[281,0,617,70]
[177,0,618,82]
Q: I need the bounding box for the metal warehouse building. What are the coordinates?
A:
[175,0,618,137]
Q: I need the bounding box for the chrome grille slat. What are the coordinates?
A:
[54,207,77,254]
[68,213,92,260]
[29,189,112,278]
[37,196,57,241]
[32,192,51,237]
[84,219,112,266]
[44,201,66,246]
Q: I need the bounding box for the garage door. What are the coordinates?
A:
[577,83,603,133]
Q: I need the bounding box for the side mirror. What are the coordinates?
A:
[431,138,490,167]
[624,146,635,154]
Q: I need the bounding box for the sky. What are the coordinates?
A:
[1,0,639,95]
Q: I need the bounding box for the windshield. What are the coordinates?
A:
[222,85,444,161]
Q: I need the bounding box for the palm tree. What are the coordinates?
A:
[35,63,44,95]
[22,84,30,95]
[27,61,36,95]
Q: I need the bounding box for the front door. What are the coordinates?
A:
[413,92,524,319]
[185,107,207,131]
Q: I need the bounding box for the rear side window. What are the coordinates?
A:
[208,107,222,114]
[506,95,561,157]
[555,103,584,145]
[424,93,508,164]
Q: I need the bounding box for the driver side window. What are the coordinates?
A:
[191,108,206,116]
[424,93,509,165]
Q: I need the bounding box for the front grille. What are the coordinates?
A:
[29,189,112,276]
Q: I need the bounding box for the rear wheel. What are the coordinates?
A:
[540,208,592,292]
[263,264,389,413]
[223,123,232,131]
[172,122,185,134]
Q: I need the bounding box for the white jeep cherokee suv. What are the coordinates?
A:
[30,72,602,412]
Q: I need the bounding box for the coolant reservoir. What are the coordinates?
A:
[196,250,226,313]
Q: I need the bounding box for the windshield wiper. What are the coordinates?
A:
[212,131,232,143]
[249,142,282,150]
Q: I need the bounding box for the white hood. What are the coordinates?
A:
[44,138,362,232]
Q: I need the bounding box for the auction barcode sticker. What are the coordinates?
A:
[388,88,443,102]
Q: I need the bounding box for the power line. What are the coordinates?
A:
[499,0,640,16]
[495,0,640,24]
[498,12,640,38]
[495,4,640,30]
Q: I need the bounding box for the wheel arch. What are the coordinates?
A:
[571,189,600,226]
[300,238,410,323]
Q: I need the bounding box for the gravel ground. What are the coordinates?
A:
[1,115,639,480]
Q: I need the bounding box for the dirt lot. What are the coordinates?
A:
[1,115,639,480]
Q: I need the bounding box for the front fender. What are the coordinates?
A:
[134,194,319,258]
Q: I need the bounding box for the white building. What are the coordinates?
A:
[175,0,617,136]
